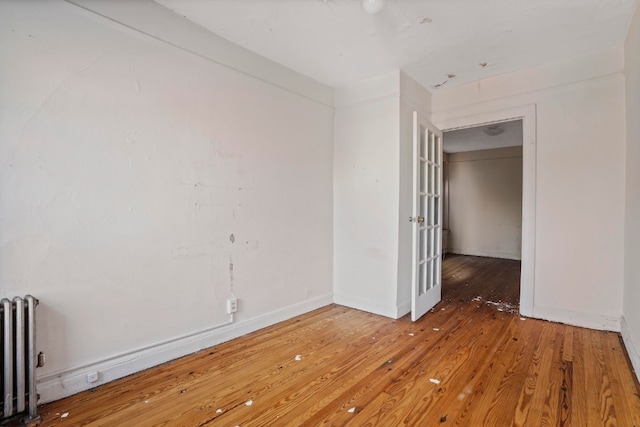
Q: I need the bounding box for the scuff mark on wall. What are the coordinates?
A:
[244,240,259,251]
[74,214,87,232]
[19,54,104,136]
[171,246,209,258]
[229,233,235,243]
[397,22,411,33]
[213,151,244,159]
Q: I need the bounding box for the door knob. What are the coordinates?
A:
[409,216,425,223]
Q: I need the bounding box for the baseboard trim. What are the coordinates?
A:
[532,304,621,332]
[37,293,333,404]
[448,248,521,260]
[396,300,411,319]
[621,316,640,383]
[333,293,403,319]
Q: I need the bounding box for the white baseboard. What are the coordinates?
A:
[532,304,621,332]
[396,300,411,318]
[621,316,640,383]
[333,293,405,319]
[37,293,333,404]
[448,248,521,260]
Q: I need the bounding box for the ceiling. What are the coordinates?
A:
[443,120,522,153]
[154,0,635,90]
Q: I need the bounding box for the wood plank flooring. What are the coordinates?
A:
[38,255,640,426]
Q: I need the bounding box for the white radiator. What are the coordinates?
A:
[1,295,40,424]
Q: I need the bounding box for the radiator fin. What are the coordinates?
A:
[1,295,40,424]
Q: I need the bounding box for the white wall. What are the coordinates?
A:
[0,0,334,402]
[333,72,401,318]
[447,147,523,260]
[333,71,431,319]
[622,0,640,380]
[432,48,626,331]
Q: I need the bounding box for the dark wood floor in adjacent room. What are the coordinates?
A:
[39,255,640,426]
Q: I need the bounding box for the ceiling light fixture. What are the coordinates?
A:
[483,124,504,136]
[362,0,385,14]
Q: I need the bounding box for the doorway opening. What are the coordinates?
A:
[433,105,536,317]
[442,119,524,312]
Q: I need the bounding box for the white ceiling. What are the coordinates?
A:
[154,0,635,90]
[443,120,522,153]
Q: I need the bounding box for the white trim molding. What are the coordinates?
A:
[333,293,406,319]
[396,300,411,319]
[37,293,333,404]
[433,104,537,318]
[621,316,640,383]
[448,249,521,261]
[532,304,621,332]
[63,0,333,107]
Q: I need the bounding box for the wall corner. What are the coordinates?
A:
[621,315,640,383]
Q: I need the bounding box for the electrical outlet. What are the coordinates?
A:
[226,297,238,314]
[86,371,99,383]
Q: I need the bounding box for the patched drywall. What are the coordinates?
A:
[447,146,523,260]
[0,0,333,401]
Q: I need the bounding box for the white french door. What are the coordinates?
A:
[411,111,443,321]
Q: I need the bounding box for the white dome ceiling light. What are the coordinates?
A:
[483,124,505,136]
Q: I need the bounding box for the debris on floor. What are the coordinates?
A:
[347,407,356,413]
[429,378,441,384]
[470,296,518,313]
[245,400,253,406]
[295,355,302,361]
[485,300,518,313]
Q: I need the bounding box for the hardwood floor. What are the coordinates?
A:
[39,255,640,426]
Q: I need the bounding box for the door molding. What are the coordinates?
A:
[433,104,537,317]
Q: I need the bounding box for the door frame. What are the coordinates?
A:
[432,104,536,317]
